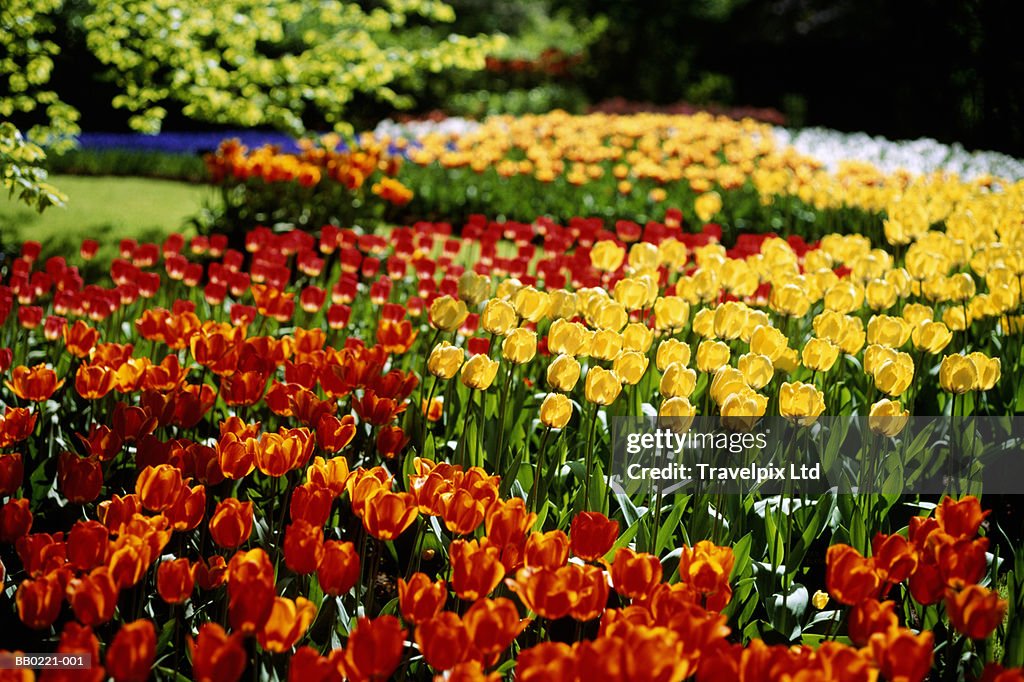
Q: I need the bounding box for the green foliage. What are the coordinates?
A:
[0,122,66,213]
[80,0,504,135]
[45,148,208,183]
[0,0,80,150]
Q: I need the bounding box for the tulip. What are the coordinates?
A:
[584,366,621,406]
[939,353,978,394]
[427,341,464,379]
[480,299,517,336]
[463,597,528,661]
[450,538,505,601]
[946,584,1007,640]
[106,619,156,682]
[502,328,537,364]
[873,353,914,397]
[0,452,23,496]
[695,340,730,373]
[316,540,359,597]
[539,393,572,429]
[135,463,184,512]
[257,596,317,653]
[157,558,195,604]
[911,320,953,354]
[801,338,840,372]
[868,398,909,437]
[283,520,325,575]
[779,381,826,426]
[719,387,768,433]
[458,271,490,306]
[546,354,581,392]
[590,240,625,272]
[967,352,1000,391]
[512,286,550,323]
[826,545,882,605]
[417,612,471,670]
[547,319,587,356]
[694,191,722,222]
[429,295,469,332]
[611,547,663,599]
[16,573,63,629]
[341,617,406,681]
[655,338,691,371]
[868,628,933,682]
[209,499,253,549]
[569,511,619,561]
[362,490,418,541]
[709,366,747,406]
[68,568,120,626]
[848,598,898,646]
[460,354,499,391]
[398,572,447,625]
[4,364,64,401]
[612,350,648,385]
[737,352,773,389]
[189,623,247,682]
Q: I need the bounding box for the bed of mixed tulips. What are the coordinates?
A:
[3,111,1024,680]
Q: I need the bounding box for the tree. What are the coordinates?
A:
[1,0,501,210]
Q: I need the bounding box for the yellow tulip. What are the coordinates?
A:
[868,399,909,437]
[427,341,464,380]
[460,354,500,390]
[656,339,691,371]
[480,299,517,336]
[613,351,649,386]
[590,240,626,272]
[429,295,469,333]
[547,354,582,392]
[501,328,537,365]
[738,353,774,389]
[585,366,622,405]
[801,338,840,373]
[696,340,731,373]
[779,381,826,426]
[539,393,573,429]
[659,362,697,398]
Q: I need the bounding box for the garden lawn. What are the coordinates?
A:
[0,175,216,263]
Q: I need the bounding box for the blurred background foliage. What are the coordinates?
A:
[3,0,1024,214]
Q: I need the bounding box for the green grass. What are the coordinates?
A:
[1,175,218,263]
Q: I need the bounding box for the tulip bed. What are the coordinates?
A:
[3,111,1024,681]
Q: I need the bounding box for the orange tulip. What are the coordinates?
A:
[317,540,360,597]
[415,611,470,671]
[376,424,409,459]
[254,428,315,477]
[16,573,63,629]
[316,414,357,453]
[135,463,184,512]
[362,490,418,541]
[524,530,569,570]
[227,548,275,634]
[0,452,23,496]
[257,596,317,653]
[398,572,447,625]
[826,544,882,605]
[217,432,257,480]
[341,616,406,682]
[354,389,407,426]
[506,567,574,620]
[111,403,158,444]
[220,370,269,406]
[57,451,103,504]
[306,455,351,496]
[848,598,898,647]
[516,642,576,682]
[485,497,537,551]
[678,541,735,611]
[440,487,487,535]
[188,623,247,682]
[157,558,195,604]
[290,482,334,527]
[4,364,64,401]
[611,547,663,600]
[451,538,505,601]
[209,498,253,549]
[283,520,325,575]
[66,520,109,572]
[96,493,141,533]
[463,597,528,663]
[64,320,100,358]
[935,495,989,539]
[569,511,619,561]
[50,621,106,682]
[74,364,116,400]
[868,628,933,682]
[872,532,918,585]
[67,567,119,626]
[106,619,156,682]
[0,407,36,448]
[165,483,206,532]
[195,555,228,591]
[946,584,1007,640]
